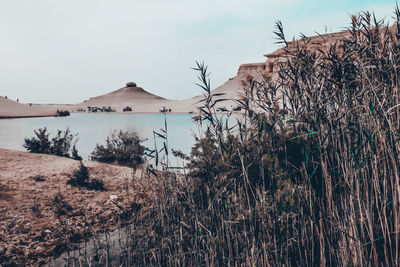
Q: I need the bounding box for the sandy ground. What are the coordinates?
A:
[0,97,59,118]
[0,148,155,266]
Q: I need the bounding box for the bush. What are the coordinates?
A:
[68,161,89,187]
[56,110,70,117]
[23,127,82,160]
[67,161,105,191]
[90,130,145,167]
[23,128,51,154]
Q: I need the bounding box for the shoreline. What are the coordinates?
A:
[0,110,241,119]
[0,114,57,119]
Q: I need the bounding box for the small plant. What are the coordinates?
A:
[67,162,105,191]
[68,161,89,187]
[91,130,145,167]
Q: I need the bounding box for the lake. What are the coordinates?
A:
[0,113,208,167]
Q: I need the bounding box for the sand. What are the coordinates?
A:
[0,97,60,118]
[0,148,155,266]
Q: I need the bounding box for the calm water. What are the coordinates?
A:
[0,113,207,166]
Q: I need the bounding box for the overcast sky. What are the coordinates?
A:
[0,0,397,104]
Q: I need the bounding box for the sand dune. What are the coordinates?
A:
[0,97,58,118]
[75,84,171,113]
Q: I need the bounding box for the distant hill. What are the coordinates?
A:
[75,83,170,112]
[0,96,57,118]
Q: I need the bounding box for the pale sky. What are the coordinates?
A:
[0,0,397,104]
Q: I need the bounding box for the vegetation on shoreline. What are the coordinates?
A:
[24,127,82,160]
[90,130,145,167]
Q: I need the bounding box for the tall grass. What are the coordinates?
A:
[57,9,400,266]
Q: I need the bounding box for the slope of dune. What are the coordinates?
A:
[0,97,58,118]
[75,84,171,113]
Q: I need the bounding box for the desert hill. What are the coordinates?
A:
[75,83,169,113]
[0,96,58,118]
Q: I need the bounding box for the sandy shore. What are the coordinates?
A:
[0,148,155,266]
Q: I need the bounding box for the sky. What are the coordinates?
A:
[0,0,397,104]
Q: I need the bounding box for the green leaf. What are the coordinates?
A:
[369,100,374,115]
[305,148,309,167]
[307,129,317,135]
[385,200,393,207]
[309,165,318,179]
[154,131,166,139]
[359,156,369,169]
[164,142,168,155]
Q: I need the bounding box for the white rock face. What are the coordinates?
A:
[109,195,118,201]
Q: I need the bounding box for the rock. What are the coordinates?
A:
[44,229,51,233]
[109,195,118,201]
[126,82,137,87]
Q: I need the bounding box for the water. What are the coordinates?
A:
[0,113,205,166]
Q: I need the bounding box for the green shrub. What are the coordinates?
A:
[67,161,105,191]
[90,130,145,167]
[23,128,51,154]
[23,127,82,160]
[68,161,89,187]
